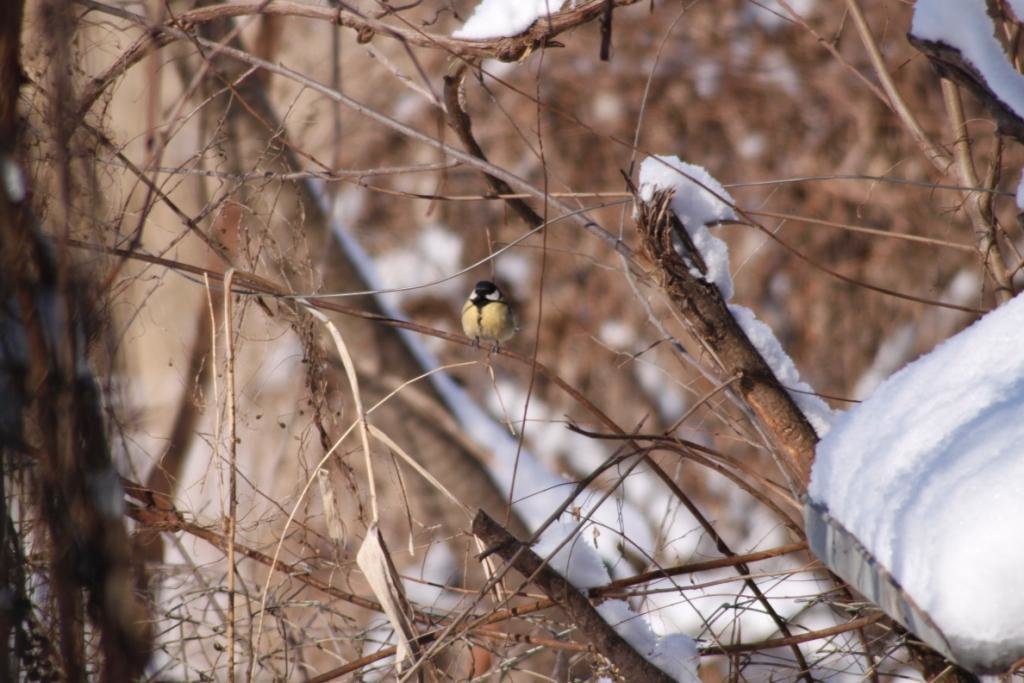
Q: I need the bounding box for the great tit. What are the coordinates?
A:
[461,280,516,349]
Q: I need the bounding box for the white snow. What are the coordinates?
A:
[761,49,800,96]
[744,0,817,30]
[493,252,533,299]
[912,0,1024,121]
[374,224,464,307]
[730,304,833,436]
[809,293,1024,671]
[596,600,700,682]
[593,91,625,122]
[453,0,564,40]
[483,380,656,562]
[402,542,462,612]
[853,270,979,399]
[1017,170,1024,211]
[637,155,737,300]
[852,323,915,400]
[649,634,701,682]
[634,359,687,423]
[532,521,612,589]
[737,133,766,160]
[599,320,635,349]
[693,60,722,98]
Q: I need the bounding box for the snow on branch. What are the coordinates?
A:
[75,0,644,96]
[632,156,826,488]
[909,0,1024,143]
[454,0,567,40]
[472,510,698,682]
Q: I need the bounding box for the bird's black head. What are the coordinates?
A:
[471,280,502,303]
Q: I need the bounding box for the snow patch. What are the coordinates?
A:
[597,600,700,682]
[912,0,1024,121]
[453,0,564,40]
[376,224,463,306]
[737,133,766,160]
[599,320,636,349]
[533,521,611,588]
[852,324,916,400]
[493,252,533,299]
[402,542,461,612]
[634,360,687,423]
[693,60,722,98]
[745,0,817,30]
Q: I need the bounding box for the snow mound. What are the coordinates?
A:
[809,294,1024,672]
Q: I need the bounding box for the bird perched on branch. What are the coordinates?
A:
[461,280,516,350]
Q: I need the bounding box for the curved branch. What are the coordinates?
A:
[75,0,642,116]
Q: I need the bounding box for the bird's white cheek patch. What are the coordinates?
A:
[486,290,502,301]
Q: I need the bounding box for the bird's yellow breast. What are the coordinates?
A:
[461,300,482,338]
[481,300,515,341]
[462,300,514,342]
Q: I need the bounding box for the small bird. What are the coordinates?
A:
[461,280,516,350]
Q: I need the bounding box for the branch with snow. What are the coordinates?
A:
[453,0,567,40]
[633,156,828,488]
[473,510,698,683]
[909,0,1024,144]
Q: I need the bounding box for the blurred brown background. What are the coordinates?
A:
[7,0,1022,679]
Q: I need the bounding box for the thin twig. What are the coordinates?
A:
[940,80,1015,303]
[701,613,886,655]
[842,0,950,170]
[223,268,238,682]
[593,541,809,595]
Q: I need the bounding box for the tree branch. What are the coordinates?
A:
[633,189,819,489]
[471,510,675,683]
